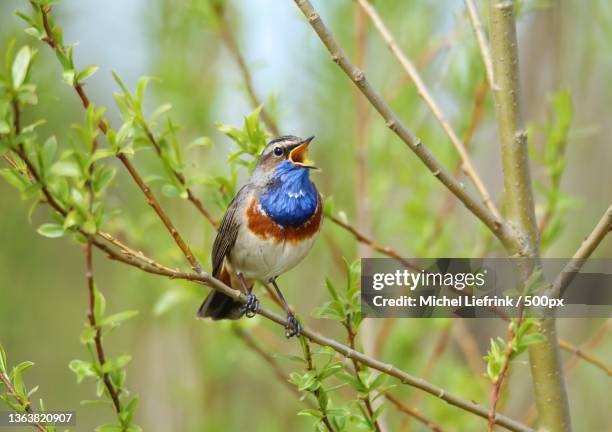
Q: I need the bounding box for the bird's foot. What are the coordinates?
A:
[285,313,302,338]
[240,293,259,318]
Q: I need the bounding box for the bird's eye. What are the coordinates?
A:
[273,146,283,156]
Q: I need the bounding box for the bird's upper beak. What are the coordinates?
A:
[288,136,318,169]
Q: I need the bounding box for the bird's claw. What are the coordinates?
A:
[285,313,302,338]
[240,293,259,318]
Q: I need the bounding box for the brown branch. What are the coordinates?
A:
[231,326,305,398]
[0,372,47,432]
[212,3,280,137]
[140,125,217,226]
[83,242,122,414]
[487,319,522,431]
[355,0,500,220]
[558,339,611,377]
[303,338,335,432]
[562,320,610,377]
[328,215,419,271]
[547,202,612,299]
[344,319,381,432]
[385,392,445,432]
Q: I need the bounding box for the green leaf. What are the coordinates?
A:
[13,361,34,375]
[62,69,75,86]
[150,103,172,120]
[100,310,139,327]
[80,325,96,344]
[102,355,132,373]
[77,65,99,82]
[12,46,32,88]
[297,409,323,419]
[0,168,28,192]
[41,136,57,172]
[69,359,96,383]
[95,424,123,432]
[94,287,106,322]
[37,223,65,238]
[272,353,306,364]
[0,345,7,373]
[63,210,83,229]
[187,136,212,150]
[51,160,81,177]
[93,166,116,193]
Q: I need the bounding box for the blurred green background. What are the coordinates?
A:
[1,0,611,430]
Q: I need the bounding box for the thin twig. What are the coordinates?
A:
[355,0,500,220]
[140,124,217,226]
[292,0,520,255]
[231,326,307,398]
[464,0,495,88]
[303,338,335,432]
[385,392,445,432]
[83,242,123,414]
[547,202,612,299]
[558,337,611,377]
[487,319,522,431]
[328,215,419,271]
[212,3,280,137]
[0,372,47,432]
[344,319,381,432]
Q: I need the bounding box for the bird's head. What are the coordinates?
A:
[252,135,317,185]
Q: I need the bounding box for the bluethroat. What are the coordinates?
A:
[197,135,322,337]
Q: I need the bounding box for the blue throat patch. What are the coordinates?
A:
[260,161,318,227]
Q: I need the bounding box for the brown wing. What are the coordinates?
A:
[211,185,249,278]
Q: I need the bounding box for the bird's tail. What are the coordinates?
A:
[197,267,247,320]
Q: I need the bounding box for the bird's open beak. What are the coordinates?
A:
[288,136,318,169]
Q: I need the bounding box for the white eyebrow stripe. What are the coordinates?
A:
[287,190,305,198]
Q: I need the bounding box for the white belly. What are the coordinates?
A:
[229,225,318,282]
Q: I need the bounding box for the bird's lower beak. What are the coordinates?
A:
[289,136,318,169]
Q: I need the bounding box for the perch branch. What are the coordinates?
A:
[355,0,500,220]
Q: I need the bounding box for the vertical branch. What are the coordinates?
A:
[303,339,336,432]
[487,2,571,431]
[83,243,123,415]
[488,1,538,254]
[353,3,372,259]
[464,0,495,88]
[344,320,382,432]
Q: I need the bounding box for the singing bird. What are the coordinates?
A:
[197,135,322,337]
